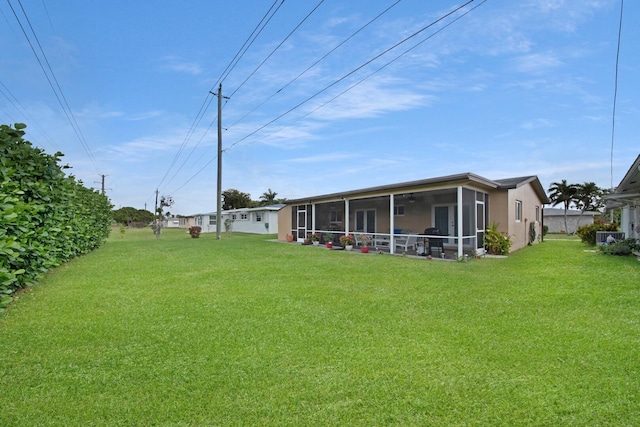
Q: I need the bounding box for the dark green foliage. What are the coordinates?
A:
[598,238,640,256]
[575,221,618,246]
[483,222,512,255]
[112,206,153,225]
[0,123,112,306]
[542,225,549,236]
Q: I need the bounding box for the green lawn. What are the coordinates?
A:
[1,228,638,426]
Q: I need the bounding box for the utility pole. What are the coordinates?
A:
[154,189,159,222]
[95,174,109,195]
[213,84,228,240]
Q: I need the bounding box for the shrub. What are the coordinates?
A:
[483,222,512,255]
[598,238,639,256]
[576,222,618,246]
[0,123,112,307]
[189,226,202,238]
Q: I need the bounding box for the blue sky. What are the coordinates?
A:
[1,0,638,215]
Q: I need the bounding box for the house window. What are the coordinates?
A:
[196,216,202,226]
[329,211,343,225]
[231,214,237,220]
[255,212,262,222]
[515,200,522,222]
[240,213,248,220]
[394,205,405,216]
[535,206,540,222]
[209,215,217,225]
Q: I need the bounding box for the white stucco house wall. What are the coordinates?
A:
[193,204,284,234]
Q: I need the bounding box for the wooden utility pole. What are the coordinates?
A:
[215,84,228,240]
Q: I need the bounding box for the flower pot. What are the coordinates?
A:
[286,234,293,242]
[312,241,319,246]
[345,245,353,251]
[361,246,369,253]
[326,242,333,249]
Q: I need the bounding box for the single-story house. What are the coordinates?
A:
[194,204,285,234]
[163,216,195,228]
[604,154,640,240]
[277,173,549,258]
[542,208,600,234]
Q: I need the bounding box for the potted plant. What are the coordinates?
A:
[340,234,354,250]
[188,226,202,238]
[359,234,372,253]
[324,232,334,248]
[286,234,294,242]
[309,232,320,246]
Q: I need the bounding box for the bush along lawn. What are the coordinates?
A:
[0,123,112,312]
[1,228,639,426]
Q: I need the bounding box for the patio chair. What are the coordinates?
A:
[394,235,417,253]
[424,227,444,256]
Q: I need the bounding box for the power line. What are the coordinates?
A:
[170,0,326,189]
[242,0,488,150]
[610,0,624,190]
[7,0,100,173]
[0,79,60,150]
[225,0,476,152]
[156,0,285,191]
[168,1,482,192]
[226,0,325,100]
[226,0,403,131]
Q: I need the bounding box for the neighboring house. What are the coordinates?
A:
[604,154,640,240]
[542,208,600,234]
[194,204,284,234]
[277,173,549,258]
[163,216,194,229]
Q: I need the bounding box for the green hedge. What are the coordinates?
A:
[1,123,112,310]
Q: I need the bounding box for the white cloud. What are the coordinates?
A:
[513,52,563,74]
[160,56,203,75]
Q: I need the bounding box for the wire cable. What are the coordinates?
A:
[156,0,285,190]
[225,0,475,151]
[168,1,481,192]
[226,0,403,131]
[610,0,623,191]
[7,0,100,172]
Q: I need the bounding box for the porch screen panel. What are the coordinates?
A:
[355,211,365,232]
[291,206,298,239]
[462,188,476,236]
[366,210,375,233]
[476,200,485,249]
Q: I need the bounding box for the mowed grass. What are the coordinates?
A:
[1,228,638,426]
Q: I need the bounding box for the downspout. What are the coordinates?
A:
[312,203,316,234]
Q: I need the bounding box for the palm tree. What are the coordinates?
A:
[259,188,278,206]
[548,180,578,234]
[574,182,603,229]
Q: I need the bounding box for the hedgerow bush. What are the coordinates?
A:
[1,123,112,311]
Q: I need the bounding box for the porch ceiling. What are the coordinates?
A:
[286,172,498,204]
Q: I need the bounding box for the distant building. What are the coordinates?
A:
[543,208,600,234]
[193,204,284,234]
